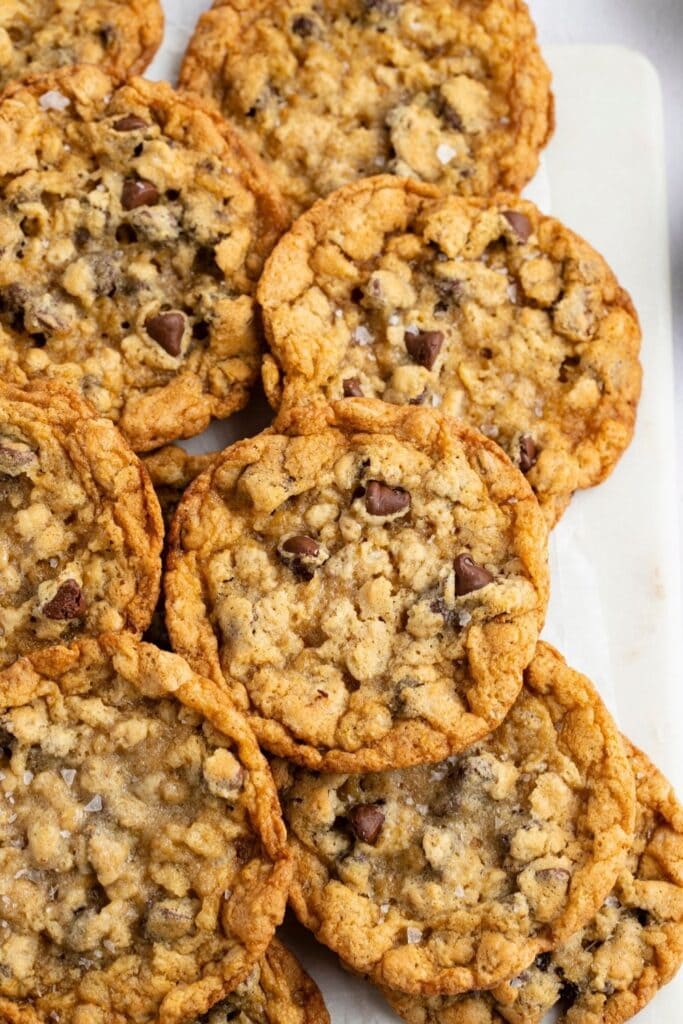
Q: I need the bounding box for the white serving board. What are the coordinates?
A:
[148,23,683,1022]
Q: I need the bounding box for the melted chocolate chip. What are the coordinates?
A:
[454,554,493,596]
[145,312,185,356]
[404,329,443,370]
[348,804,385,845]
[291,14,316,36]
[503,210,532,242]
[42,580,85,620]
[559,980,581,1006]
[534,952,553,972]
[113,115,148,132]
[121,178,159,211]
[343,377,364,397]
[634,907,651,927]
[278,534,326,580]
[281,535,320,558]
[519,435,538,473]
[365,480,411,517]
[558,354,581,383]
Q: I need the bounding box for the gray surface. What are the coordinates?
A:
[530,0,683,526]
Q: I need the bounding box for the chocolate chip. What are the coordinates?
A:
[559,980,581,1006]
[534,952,553,972]
[282,535,320,558]
[634,908,651,927]
[348,804,385,845]
[503,210,532,242]
[0,439,37,476]
[145,312,185,356]
[404,329,443,370]
[365,480,411,517]
[519,435,538,473]
[42,580,85,620]
[278,534,327,580]
[291,14,315,36]
[441,104,463,131]
[408,389,428,406]
[121,178,159,210]
[558,354,581,383]
[113,115,148,132]
[454,554,493,596]
[343,377,364,397]
[480,347,493,359]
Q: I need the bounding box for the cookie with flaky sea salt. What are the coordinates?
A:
[0,633,292,1024]
[384,738,683,1022]
[0,0,163,91]
[258,177,642,525]
[0,380,162,670]
[195,938,330,1024]
[165,398,549,772]
[179,0,553,218]
[276,642,636,997]
[0,65,288,452]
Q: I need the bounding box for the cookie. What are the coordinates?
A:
[257,178,642,525]
[0,634,293,1024]
[0,380,162,670]
[0,0,163,91]
[165,398,549,772]
[384,739,683,1023]
[179,0,553,217]
[276,643,636,996]
[197,938,330,1024]
[0,65,288,451]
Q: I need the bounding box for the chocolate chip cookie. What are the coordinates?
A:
[0,0,163,91]
[196,938,330,1024]
[0,633,293,1024]
[165,398,549,772]
[275,642,636,996]
[179,0,553,217]
[0,380,162,670]
[0,65,288,451]
[258,178,642,525]
[384,739,683,1022]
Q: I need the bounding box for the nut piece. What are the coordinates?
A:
[42,579,86,620]
[454,554,494,596]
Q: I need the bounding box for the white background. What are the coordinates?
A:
[529,0,683,560]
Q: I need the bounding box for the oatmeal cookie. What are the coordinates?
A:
[276,642,636,996]
[258,178,642,525]
[179,0,553,217]
[0,0,163,92]
[0,633,292,1024]
[0,65,288,451]
[195,937,330,1024]
[0,379,162,670]
[384,739,683,1022]
[165,398,549,772]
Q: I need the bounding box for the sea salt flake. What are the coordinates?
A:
[39,90,70,111]
[103,940,116,953]
[84,795,103,813]
[60,769,76,786]
[454,885,465,898]
[59,830,71,839]
[387,313,400,326]
[436,143,457,165]
[457,610,472,628]
[352,325,374,346]
[510,976,525,989]
[334,308,343,319]
[22,771,34,785]
[406,927,423,944]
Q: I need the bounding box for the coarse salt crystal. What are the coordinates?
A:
[436,143,457,165]
[352,325,374,346]
[454,885,465,898]
[406,927,423,944]
[334,308,343,319]
[59,830,70,839]
[387,313,400,326]
[84,795,103,813]
[61,769,76,786]
[458,610,472,628]
[103,940,116,953]
[509,976,525,989]
[39,90,70,111]
[22,771,33,785]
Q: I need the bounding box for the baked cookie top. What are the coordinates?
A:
[0,634,293,1024]
[0,65,288,451]
[179,0,553,217]
[165,399,549,772]
[276,642,636,996]
[0,0,163,91]
[0,380,162,670]
[258,178,642,525]
[196,938,330,1024]
[385,739,683,1023]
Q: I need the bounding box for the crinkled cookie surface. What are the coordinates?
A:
[0,65,288,451]
[0,0,163,91]
[0,634,292,1024]
[179,0,553,217]
[165,399,549,772]
[276,643,636,996]
[385,739,683,1023]
[194,938,330,1024]
[258,178,642,525]
[0,380,162,670]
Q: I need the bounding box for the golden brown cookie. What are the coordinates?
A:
[276,642,636,996]
[165,398,549,772]
[258,178,642,525]
[179,0,553,218]
[384,739,683,1023]
[0,65,288,451]
[0,380,162,670]
[197,938,330,1024]
[0,633,293,1024]
[0,0,163,91]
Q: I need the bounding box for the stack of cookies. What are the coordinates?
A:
[0,2,678,1023]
